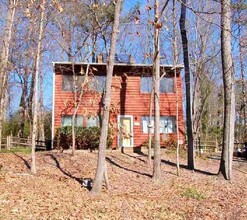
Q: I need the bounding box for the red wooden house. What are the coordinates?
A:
[52,59,185,149]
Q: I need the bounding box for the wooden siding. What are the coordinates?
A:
[53,65,185,148]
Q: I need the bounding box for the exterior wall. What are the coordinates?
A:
[53,65,185,148]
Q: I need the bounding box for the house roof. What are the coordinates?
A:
[53,62,184,77]
[53,62,184,70]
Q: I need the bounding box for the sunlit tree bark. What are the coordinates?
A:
[0,0,17,150]
[91,0,122,195]
[218,0,235,180]
[31,0,46,174]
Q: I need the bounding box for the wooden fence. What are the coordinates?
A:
[0,135,47,151]
[193,138,220,154]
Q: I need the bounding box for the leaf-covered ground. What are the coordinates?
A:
[0,149,246,219]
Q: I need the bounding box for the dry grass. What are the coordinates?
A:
[0,148,246,219]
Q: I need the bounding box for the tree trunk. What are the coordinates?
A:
[179,0,195,170]
[18,68,29,138]
[71,64,89,156]
[0,0,17,150]
[148,90,154,166]
[172,0,180,176]
[90,0,122,195]
[31,0,46,174]
[71,64,77,156]
[152,0,161,181]
[218,0,235,180]
[38,66,45,142]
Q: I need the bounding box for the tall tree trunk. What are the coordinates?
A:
[90,0,122,195]
[28,61,36,137]
[179,0,195,170]
[0,0,17,150]
[152,0,161,181]
[39,66,45,142]
[172,0,180,176]
[218,0,235,180]
[71,64,77,156]
[148,90,154,166]
[18,68,29,138]
[31,0,46,174]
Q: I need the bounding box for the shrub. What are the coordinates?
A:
[54,126,113,150]
[141,136,178,149]
[182,186,206,200]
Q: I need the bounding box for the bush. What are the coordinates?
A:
[182,186,206,200]
[141,137,178,149]
[54,126,112,150]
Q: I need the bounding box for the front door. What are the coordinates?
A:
[118,115,133,147]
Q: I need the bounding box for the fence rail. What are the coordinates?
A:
[193,138,220,154]
[0,135,47,151]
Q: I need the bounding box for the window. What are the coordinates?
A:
[89,76,106,92]
[62,75,85,91]
[160,116,176,133]
[61,115,83,127]
[142,116,154,133]
[86,116,100,127]
[141,77,174,93]
[160,77,174,93]
[141,77,153,93]
[63,75,106,93]
[142,116,176,133]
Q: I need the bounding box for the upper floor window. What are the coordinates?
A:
[62,75,84,91]
[141,76,174,93]
[62,75,106,93]
[89,76,106,93]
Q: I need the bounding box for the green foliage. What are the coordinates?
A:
[2,115,30,138]
[0,147,31,154]
[55,126,113,150]
[182,186,206,200]
[2,110,52,139]
[44,111,52,139]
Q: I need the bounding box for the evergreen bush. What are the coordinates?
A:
[55,126,113,150]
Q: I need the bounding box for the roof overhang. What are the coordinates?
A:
[53,62,184,76]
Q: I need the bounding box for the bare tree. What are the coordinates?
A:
[148,90,154,166]
[152,0,162,181]
[91,0,122,195]
[0,0,18,150]
[172,0,180,176]
[31,0,46,174]
[218,0,235,180]
[179,0,195,170]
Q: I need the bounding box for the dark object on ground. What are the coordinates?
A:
[234,147,247,159]
[82,178,93,190]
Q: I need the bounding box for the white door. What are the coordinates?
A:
[118,115,134,147]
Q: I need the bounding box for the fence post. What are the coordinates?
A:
[7,136,10,150]
[199,136,202,156]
